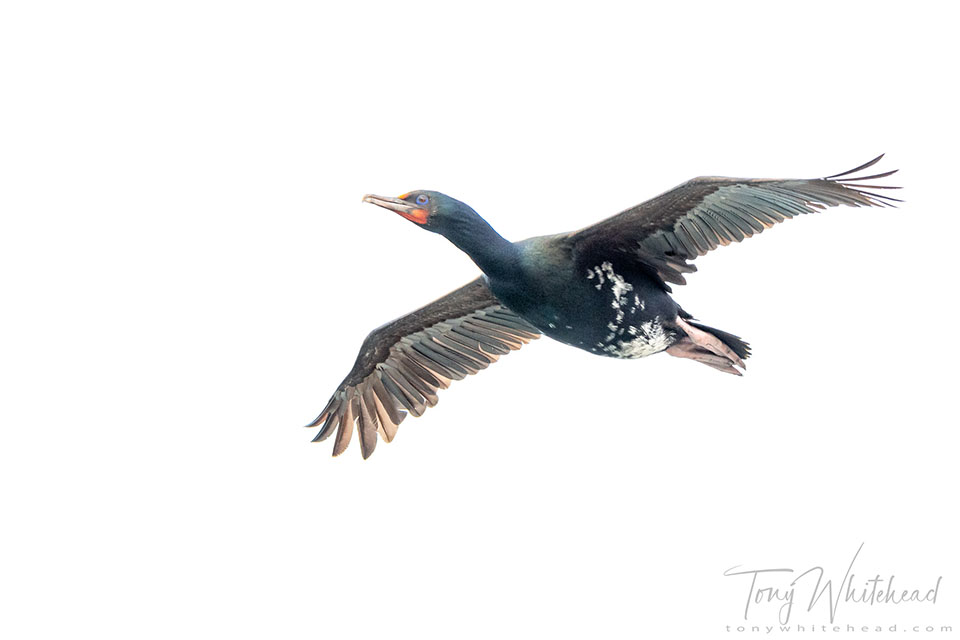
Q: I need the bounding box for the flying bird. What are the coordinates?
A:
[308,156,899,458]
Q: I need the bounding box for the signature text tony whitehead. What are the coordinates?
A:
[724,544,942,624]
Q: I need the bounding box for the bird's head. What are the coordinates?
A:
[361,190,475,236]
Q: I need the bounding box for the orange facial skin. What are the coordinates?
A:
[395,193,428,224]
[400,208,429,225]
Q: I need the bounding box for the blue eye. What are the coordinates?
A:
[416,194,429,205]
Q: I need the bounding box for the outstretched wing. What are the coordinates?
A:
[569,155,900,288]
[307,277,540,458]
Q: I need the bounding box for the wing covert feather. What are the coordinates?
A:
[569,155,900,288]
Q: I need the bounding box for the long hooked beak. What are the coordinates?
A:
[362,194,429,225]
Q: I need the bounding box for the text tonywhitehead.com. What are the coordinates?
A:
[725,624,953,634]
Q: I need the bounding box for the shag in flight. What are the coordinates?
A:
[308,156,898,458]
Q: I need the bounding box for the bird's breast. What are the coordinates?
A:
[489,258,681,359]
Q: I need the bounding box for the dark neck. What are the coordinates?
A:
[442,212,520,282]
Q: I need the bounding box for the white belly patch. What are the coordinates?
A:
[598,318,672,358]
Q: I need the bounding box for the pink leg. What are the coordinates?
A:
[673,317,746,369]
[666,338,743,376]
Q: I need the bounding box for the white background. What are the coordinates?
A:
[1,2,957,638]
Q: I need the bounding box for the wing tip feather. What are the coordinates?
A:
[824,153,886,179]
